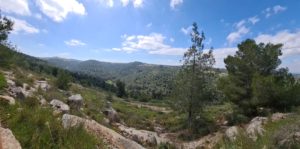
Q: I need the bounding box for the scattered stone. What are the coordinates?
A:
[118,124,159,146]
[246,117,268,141]
[271,113,290,122]
[40,98,47,106]
[181,132,223,149]
[0,95,15,105]
[103,101,120,123]
[67,94,83,109]
[62,114,145,149]
[50,99,70,113]
[6,79,15,86]
[0,126,22,149]
[34,80,50,91]
[8,87,24,99]
[225,126,239,141]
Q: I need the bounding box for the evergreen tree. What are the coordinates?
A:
[220,39,299,117]
[173,23,216,131]
[116,80,126,98]
[0,13,13,43]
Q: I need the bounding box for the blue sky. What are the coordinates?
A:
[1,0,300,72]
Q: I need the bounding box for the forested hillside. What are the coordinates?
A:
[45,57,179,100]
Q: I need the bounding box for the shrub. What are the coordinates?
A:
[56,70,71,90]
[0,72,6,91]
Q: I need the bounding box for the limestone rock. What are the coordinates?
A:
[0,95,15,105]
[103,101,120,123]
[103,108,120,123]
[225,126,239,141]
[271,113,290,122]
[67,94,83,109]
[246,117,268,141]
[118,124,159,146]
[35,80,50,91]
[50,99,70,113]
[0,127,22,149]
[62,114,145,149]
[181,132,223,149]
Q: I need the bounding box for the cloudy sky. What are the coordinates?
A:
[1,0,300,72]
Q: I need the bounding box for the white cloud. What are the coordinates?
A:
[106,0,114,7]
[248,16,260,25]
[170,0,183,9]
[133,0,143,8]
[255,30,300,58]
[181,25,192,35]
[263,5,287,18]
[119,0,142,8]
[120,0,129,6]
[36,0,86,22]
[205,47,237,68]
[146,23,152,28]
[226,25,249,44]
[170,38,175,42]
[8,16,39,34]
[65,39,86,46]
[0,0,31,16]
[273,5,287,14]
[117,33,186,55]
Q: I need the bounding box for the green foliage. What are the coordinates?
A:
[0,13,13,43]
[220,39,300,117]
[216,113,300,149]
[56,70,71,90]
[172,22,217,133]
[0,44,15,68]
[46,58,179,100]
[0,98,104,149]
[116,80,127,98]
[0,72,6,92]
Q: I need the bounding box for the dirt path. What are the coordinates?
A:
[126,101,173,113]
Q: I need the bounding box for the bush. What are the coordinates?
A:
[227,110,249,126]
[0,72,6,91]
[56,70,71,90]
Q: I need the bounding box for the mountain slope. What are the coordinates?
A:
[44,57,180,100]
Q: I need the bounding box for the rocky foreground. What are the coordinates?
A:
[0,70,297,148]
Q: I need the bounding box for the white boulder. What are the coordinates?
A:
[50,99,70,113]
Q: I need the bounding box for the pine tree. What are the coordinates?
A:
[173,23,216,131]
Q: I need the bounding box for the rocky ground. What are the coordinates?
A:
[0,70,299,149]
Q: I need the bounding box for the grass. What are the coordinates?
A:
[215,113,300,149]
[0,72,6,93]
[112,100,185,132]
[69,84,106,124]
[0,98,106,149]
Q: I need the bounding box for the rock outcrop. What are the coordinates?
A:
[103,101,120,123]
[50,99,70,113]
[0,126,22,149]
[225,126,239,141]
[271,113,290,122]
[246,117,268,141]
[0,95,15,105]
[62,114,145,149]
[67,94,83,109]
[118,124,160,146]
[34,80,50,91]
[181,132,223,149]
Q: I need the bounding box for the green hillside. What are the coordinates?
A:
[45,57,180,100]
